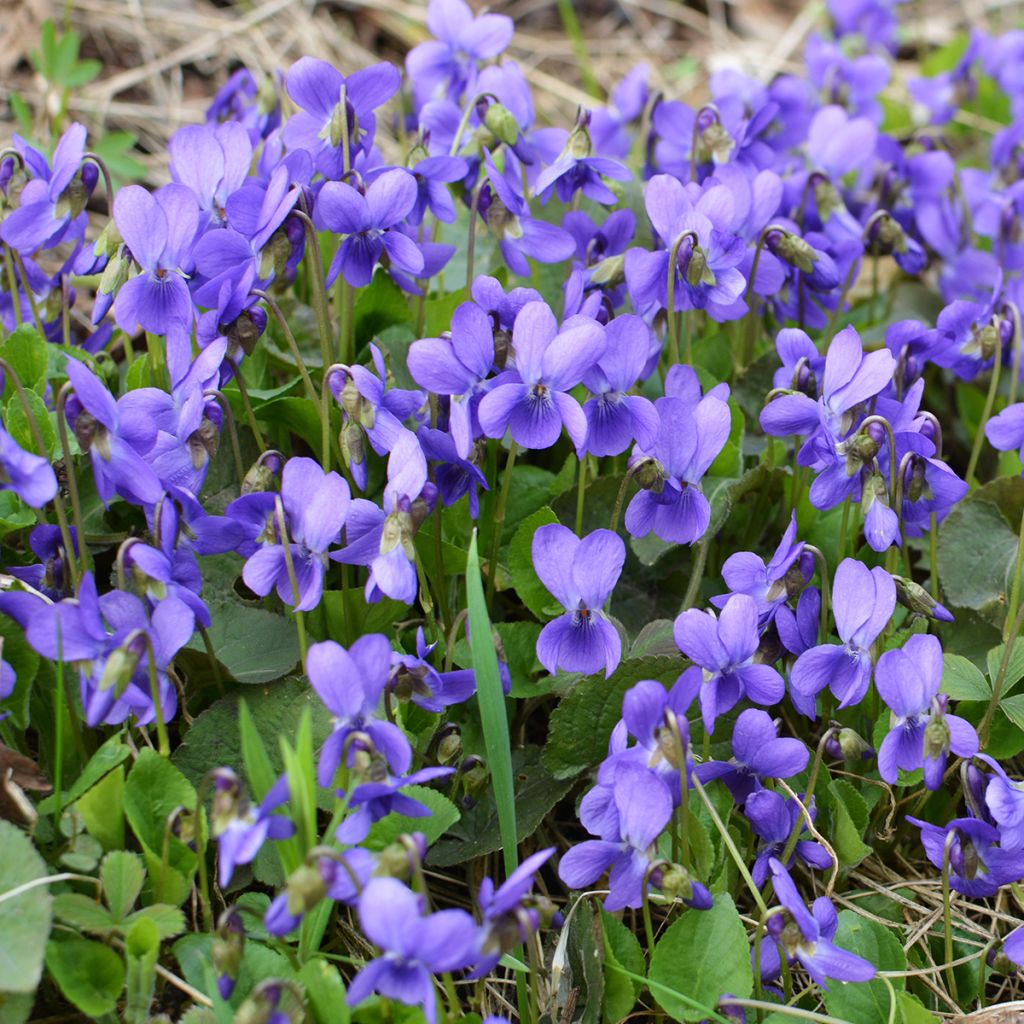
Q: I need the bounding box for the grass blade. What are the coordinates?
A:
[466,530,518,877]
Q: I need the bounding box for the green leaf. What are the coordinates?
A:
[507,506,561,620]
[647,894,752,1022]
[38,734,129,813]
[239,697,281,801]
[77,764,125,850]
[465,532,518,878]
[298,959,350,1024]
[44,938,124,1016]
[172,934,295,1007]
[124,917,160,1024]
[5,389,56,460]
[353,272,414,347]
[52,893,117,935]
[987,638,1024,699]
[826,779,872,867]
[123,904,186,940]
[937,492,1018,625]
[543,657,683,780]
[0,491,35,543]
[0,612,40,729]
[101,850,144,921]
[823,911,905,1024]
[899,993,941,1024]
[601,911,644,1024]
[452,620,544,697]
[430,746,568,866]
[365,785,461,851]
[0,820,53,993]
[1,325,49,394]
[998,693,1024,733]
[123,749,203,906]
[941,653,991,701]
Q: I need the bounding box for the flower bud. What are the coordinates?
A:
[437,729,463,765]
[633,458,666,492]
[285,863,327,917]
[484,103,520,147]
[826,727,873,761]
[93,219,123,259]
[241,455,280,495]
[98,249,130,297]
[770,231,818,274]
[212,908,245,1000]
[892,575,954,622]
[658,863,695,902]
[589,254,625,287]
[98,635,144,695]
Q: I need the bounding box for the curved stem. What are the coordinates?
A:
[802,544,831,643]
[291,209,335,370]
[1008,301,1022,408]
[227,359,266,454]
[141,632,170,757]
[81,152,115,217]
[778,727,835,869]
[942,828,960,1008]
[610,458,651,534]
[665,231,697,366]
[274,496,308,664]
[665,709,690,873]
[55,382,89,580]
[251,289,320,408]
[858,415,899,506]
[980,600,1024,745]
[465,183,483,292]
[681,529,710,611]
[448,92,499,157]
[966,353,1002,485]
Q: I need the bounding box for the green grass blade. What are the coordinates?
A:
[466,530,518,877]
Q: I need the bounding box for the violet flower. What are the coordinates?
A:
[745,790,832,886]
[408,300,496,458]
[212,771,294,888]
[674,594,786,735]
[985,402,1024,466]
[478,300,605,452]
[580,314,659,457]
[906,816,1021,898]
[790,558,895,712]
[168,121,252,229]
[761,859,876,988]
[696,708,809,805]
[348,878,481,1024]
[417,426,488,518]
[558,762,673,911]
[389,626,476,711]
[532,524,624,678]
[306,634,412,788]
[0,423,57,508]
[313,170,424,288]
[241,456,350,612]
[875,634,978,789]
[978,755,1024,851]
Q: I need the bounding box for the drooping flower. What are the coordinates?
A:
[906,816,1022,898]
[532,523,624,678]
[0,423,57,508]
[745,790,832,886]
[388,626,476,711]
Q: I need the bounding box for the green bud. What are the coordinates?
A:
[659,864,694,901]
[589,254,625,287]
[241,461,276,495]
[285,863,327,916]
[98,641,142,695]
[893,575,949,621]
[774,232,818,274]
[437,730,463,765]
[484,103,520,147]
[567,123,592,160]
[923,715,950,762]
[98,250,130,297]
[634,458,667,493]
[93,219,123,259]
[836,727,872,760]
[212,908,245,987]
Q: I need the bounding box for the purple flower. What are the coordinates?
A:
[625,175,748,322]
[906,816,1022,898]
[580,315,659,457]
[986,402,1024,466]
[696,708,809,805]
[112,183,198,338]
[405,0,513,108]
[408,301,496,458]
[875,634,978,790]
[711,513,811,623]
[401,154,469,225]
[64,357,163,508]
[213,772,294,887]
[207,68,281,144]
[558,762,673,911]
[624,371,731,545]
[418,425,488,517]
[478,301,604,452]
[480,152,577,277]
[348,878,481,1024]
[776,586,820,658]
[745,790,832,886]
[313,170,424,288]
[307,634,412,788]
[674,595,786,735]
[282,58,400,178]
[389,626,476,711]
[168,122,252,229]
[1,123,90,254]
[0,424,56,508]
[532,524,624,678]
[533,116,630,205]
[978,755,1024,850]
[241,456,349,612]
[603,677,695,794]
[761,859,875,988]
[791,559,894,713]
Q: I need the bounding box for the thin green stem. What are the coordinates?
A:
[203,389,246,486]
[779,728,834,868]
[1004,500,1024,643]
[574,453,587,535]
[555,0,599,96]
[666,232,697,366]
[252,289,321,408]
[681,531,711,611]
[966,353,1002,485]
[142,633,170,757]
[228,359,267,454]
[485,443,518,609]
[609,458,649,534]
[292,209,335,368]
[274,497,308,664]
[666,710,690,872]
[55,382,89,580]
[803,544,831,643]
[942,829,960,1008]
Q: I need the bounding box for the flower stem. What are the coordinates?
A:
[55,382,90,580]
[1003,500,1024,643]
[941,828,960,1008]
[966,353,1002,486]
[681,532,710,611]
[666,231,696,366]
[803,544,831,643]
[779,727,834,869]
[274,496,308,664]
[574,453,587,535]
[486,443,517,609]
[142,633,170,758]
[666,710,690,873]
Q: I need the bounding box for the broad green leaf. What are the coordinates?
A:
[123,904,186,940]
[101,850,145,921]
[507,506,561,620]
[52,893,117,935]
[0,820,53,993]
[172,933,295,1007]
[827,779,872,867]
[124,917,159,1024]
[998,693,1024,733]
[452,620,544,697]
[987,638,1024,699]
[0,612,40,729]
[364,785,460,851]
[299,959,350,1024]
[601,910,644,1024]
[353,271,414,347]
[899,993,941,1023]
[1,326,48,397]
[543,657,683,780]
[123,749,204,906]
[77,764,125,850]
[0,491,35,542]
[823,911,905,1024]
[937,494,1017,625]
[5,388,56,459]
[44,938,124,1016]
[941,653,991,701]
[430,746,566,867]
[647,894,752,1022]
